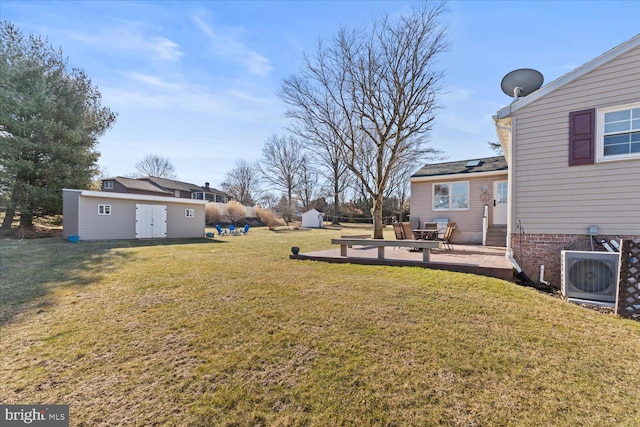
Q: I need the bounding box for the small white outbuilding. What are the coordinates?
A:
[301,209,324,228]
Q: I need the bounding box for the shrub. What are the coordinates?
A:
[226,201,246,226]
[255,207,283,230]
[205,203,223,225]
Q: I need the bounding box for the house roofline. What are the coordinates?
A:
[63,189,208,205]
[496,33,640,119]
[409,169,508,183]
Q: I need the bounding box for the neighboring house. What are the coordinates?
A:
[301,209,325,228]
[100,176,173,197]
[101,177,232,202]
[191,182,232,203]
[142,176,201,199]
[410,156,508,245]
[63,189,207,241]
[494,34,640,286]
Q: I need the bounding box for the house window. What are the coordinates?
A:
[433,182,469,210]
[98,204,111,215]
[185,208,195,218]
[103,180,114,190]
[175,190,181,197]
[598,102,640,161]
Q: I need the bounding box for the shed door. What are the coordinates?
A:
[136,204,167,238]
[493,181,508,225]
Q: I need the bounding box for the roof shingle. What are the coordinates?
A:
[411,155,507,178]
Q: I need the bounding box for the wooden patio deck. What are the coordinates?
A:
[290,243,514,280]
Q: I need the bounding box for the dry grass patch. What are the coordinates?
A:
[2,227,640,425]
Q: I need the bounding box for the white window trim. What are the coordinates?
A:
[103,180,114,189]
[596,101,640,163]
[432,181,470,211]
[98,204,111,215]
[185,208,195,218]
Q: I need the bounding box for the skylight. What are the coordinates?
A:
[465,160,482,167]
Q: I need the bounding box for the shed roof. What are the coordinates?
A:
[411,156,507,179]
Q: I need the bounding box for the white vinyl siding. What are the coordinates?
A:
[511,45,640,235]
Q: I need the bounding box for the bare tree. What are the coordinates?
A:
[279,2,447,238]
[135,154,177,179]
[296,155,318,210]
[385,157,424,222]
[221,160,260,206]
[259,134,305,222]
[488,141,503,155]
[288,118,352,224]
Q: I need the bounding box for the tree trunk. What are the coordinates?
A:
[19,211,34,229]
[1,207,16,229]
[332,180,340,225]
[371,195,384,239]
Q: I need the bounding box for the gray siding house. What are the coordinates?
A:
[63,189,207,241]
[410,156,508,245]
[494,34,640,286]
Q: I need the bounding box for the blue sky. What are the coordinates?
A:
[2,0,639,188]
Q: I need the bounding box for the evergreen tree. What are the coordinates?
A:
[0,21,116,229]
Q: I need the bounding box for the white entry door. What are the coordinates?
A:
[135,204,167,238]
[493,181,508,225]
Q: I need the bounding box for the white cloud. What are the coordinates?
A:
[192,15,273,77]
[124,72,184,91]
[440,86,473,102]
[68,22,183,62]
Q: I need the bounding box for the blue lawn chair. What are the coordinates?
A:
[229,225,236,235]
[215,225,227,236]
[241,224,250,235]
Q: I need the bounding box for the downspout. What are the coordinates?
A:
[495,119,521,273]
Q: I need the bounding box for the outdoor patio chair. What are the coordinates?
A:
[229,225,236,235]
[241,224,250,235]
[410,217,420,230]
[401,222,416,240]
[440,221,456,250]
[215,224,227,236]
[393,223,405,240]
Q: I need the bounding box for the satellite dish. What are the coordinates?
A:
[501,68,544,98]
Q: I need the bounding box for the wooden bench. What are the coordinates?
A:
[341,234,371,247]
[331,238,443,262]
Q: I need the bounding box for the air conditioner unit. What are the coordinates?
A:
[561,250,620,303]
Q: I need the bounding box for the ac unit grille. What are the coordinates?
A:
[561,250,619,303]
[568,259,613,293]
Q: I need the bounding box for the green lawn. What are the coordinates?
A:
[2,226,640,426]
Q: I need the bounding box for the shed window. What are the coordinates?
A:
[433,182,469,211]
[597,102,640,161]
[98,204,111,215]
[185,208,195,218]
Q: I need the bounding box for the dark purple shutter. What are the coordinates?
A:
[569,108,595,166]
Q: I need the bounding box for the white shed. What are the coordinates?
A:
[63,189,207,240]
[301,209,324,228]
